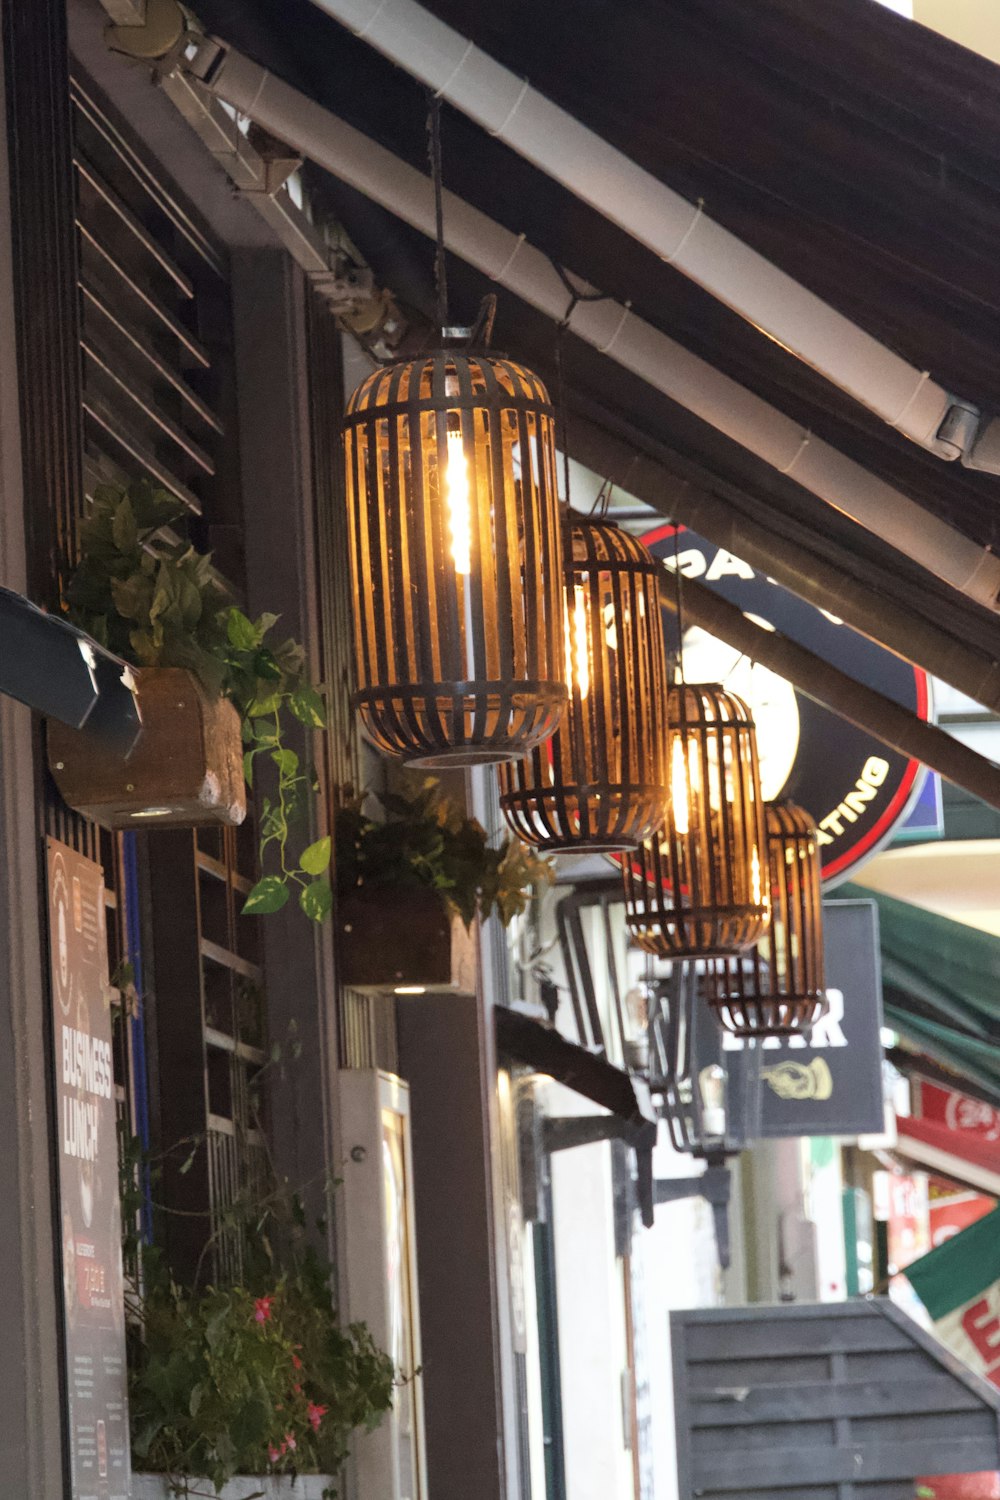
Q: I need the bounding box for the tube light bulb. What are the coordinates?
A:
[573,583,590,700]
[698,1064,727,1140]
[445,426,472,574]
[672,736,690,836]
[751,845,763,908]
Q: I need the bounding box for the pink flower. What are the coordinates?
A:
[268,1445,281,1464]
[284,1432,297,1452]
[291,1353,303,1371]
[254,1296,273,1323]
[308,1402,328,1432]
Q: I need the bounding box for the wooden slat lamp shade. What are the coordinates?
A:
[706,800,827,1037]
[623,683,769,957]
[342,350,567,766]
[499,513,670,851]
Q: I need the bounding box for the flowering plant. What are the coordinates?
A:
[128,1248,393,1497]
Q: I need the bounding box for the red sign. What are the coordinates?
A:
[920,1081,1000,1143]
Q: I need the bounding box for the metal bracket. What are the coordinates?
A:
[104,0,185,61]
[654,1162,732,1269]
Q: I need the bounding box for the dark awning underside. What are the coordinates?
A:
[193,0,1000,674]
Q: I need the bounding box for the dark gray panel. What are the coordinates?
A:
[671,1301,1000,1499]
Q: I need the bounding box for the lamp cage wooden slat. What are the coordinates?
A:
[705,800,827,1037]
[623,682,769,957]
[342,350,567,766]
[498,513,670,851]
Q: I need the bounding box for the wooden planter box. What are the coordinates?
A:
[132,1475,334,1499]
[48,667,246,829]
[337,886,477,994]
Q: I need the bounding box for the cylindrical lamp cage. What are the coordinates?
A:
[705,800,827,1037]
[343,351,567,767]
[498,514,670,852]
[623,682,769,957]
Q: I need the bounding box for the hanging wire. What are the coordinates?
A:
[672,523,687,683]
[426,93,449,335]
[592,476,614,519]
[555,321,573,508]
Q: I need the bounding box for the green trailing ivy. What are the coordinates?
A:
[335,776,555,928]
[64,481,332,922]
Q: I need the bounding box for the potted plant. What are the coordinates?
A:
[127,1254,394,1500]
[334,777,554,993]
[120,1140,394,1500]
[53,481,332,923]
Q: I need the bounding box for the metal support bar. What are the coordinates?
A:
[664,577,1000,813]
[563,394,1000,713]
[543,1114,636,1153]
[654,1164,732,1269]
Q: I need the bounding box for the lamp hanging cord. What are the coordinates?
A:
[673,524,686,684]
[427,93,449,335]
[555,321,573,510]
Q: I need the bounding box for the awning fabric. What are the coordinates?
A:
[494,1005,653,1126]
[0,586,141,754]
[843,882,1000,1098]
[895,1113,1000,1199]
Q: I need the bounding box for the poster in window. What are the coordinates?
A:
[48,838,130,1500]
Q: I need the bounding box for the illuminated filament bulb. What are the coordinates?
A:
[672,736,691,836]
[445,426,472,574]
[751,844,764,908]
[567,583,590,700]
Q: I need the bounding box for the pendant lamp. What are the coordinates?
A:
[342,100,567,767]
[623,682,770,957]
[498,513,670,851]
[705,800,827,1037]
[343,351,567,765]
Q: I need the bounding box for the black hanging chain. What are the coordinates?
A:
[426,93,449,336]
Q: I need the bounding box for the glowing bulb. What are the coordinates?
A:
[572,584,590,699]
[672,736,690,836]
[751,845,763,907]
[445,427,471,574]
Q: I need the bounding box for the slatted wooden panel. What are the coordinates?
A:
[71,72,264,1281]
[671,1301,1000,1499]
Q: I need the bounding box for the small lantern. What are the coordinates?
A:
[705,800,827,1037]
[342,350,567,767]
[498,515,670,852]
[623,683,769,958]
[648,965,761,1161]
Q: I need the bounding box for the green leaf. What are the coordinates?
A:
[255,611,280,639]
[250,719,279,747]
[243,751,255,788]
[289,684,327,729]
[242,876,290,916]
[111,495,137,554]
[300,879,333,923]
[227,608,260,651]
[271,747,299,778]
[300,836,332,875]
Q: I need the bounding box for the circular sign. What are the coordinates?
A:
[641,524,929,887]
